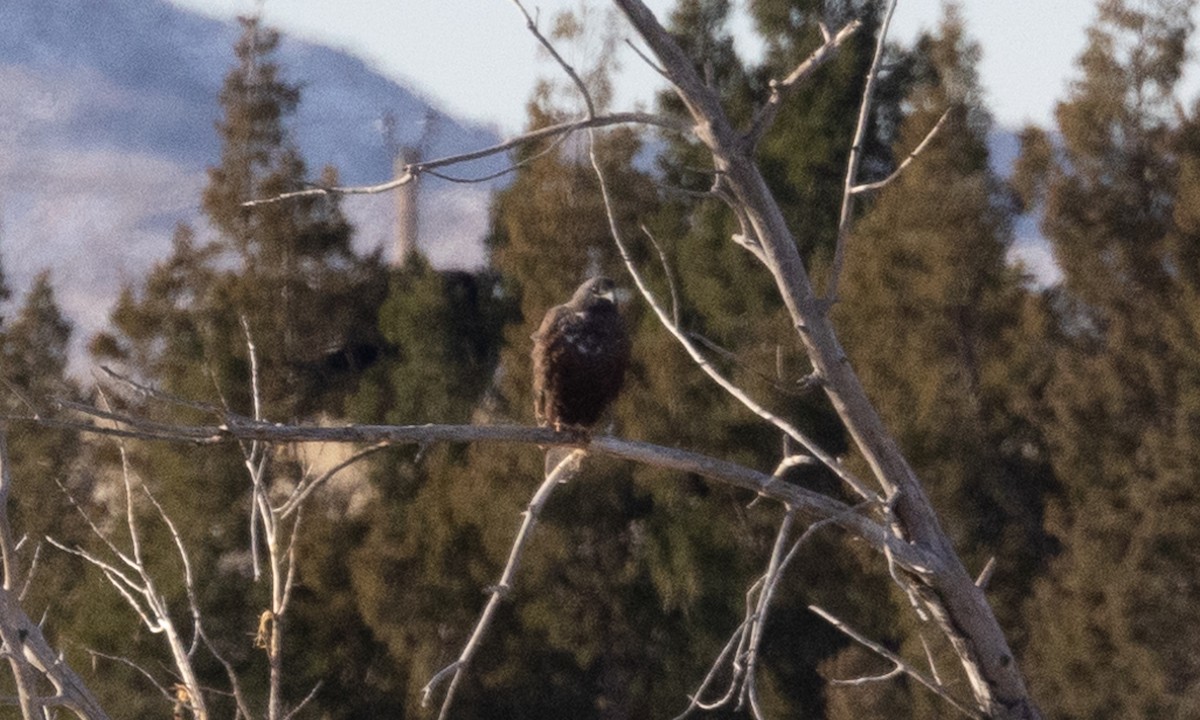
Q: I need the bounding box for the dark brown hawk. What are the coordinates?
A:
[531,276,631,433]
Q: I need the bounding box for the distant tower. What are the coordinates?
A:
[381,109,439,268]
[393,146,420,267]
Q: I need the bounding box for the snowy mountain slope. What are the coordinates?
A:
[0,0,505,358]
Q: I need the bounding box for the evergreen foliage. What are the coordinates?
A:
[77,13,397,716]
[1015,1,1200,716]
[832,8,1054,715]
[13,1,1200,718]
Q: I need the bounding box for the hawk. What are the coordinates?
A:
[532,276,631,437]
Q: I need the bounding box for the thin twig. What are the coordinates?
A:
[140,484,204,657]
[421,450,583,720]
[974,556,996,589]
[670,623,745,719]
[98,366,225,418]
[281,680,323,720]
[84,648,174,704]
[278,442,390,518]
[511,0,595,118]
[830,663,904,685]
[746,20,864,145]
[641,224,682,327]
[809,605,982,719]
[677,501,862,718]
[920,633,945,687]
[851,108,950,194]
[17,541,41,602]
[198,626,253,720]
[741,508,796,718]
[827,0,899,302]
[624,37,667,77]
[687,332,815,397]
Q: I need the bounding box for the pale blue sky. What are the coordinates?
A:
[169,1,1103,132]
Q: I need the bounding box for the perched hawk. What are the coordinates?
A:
[532,276,631,435]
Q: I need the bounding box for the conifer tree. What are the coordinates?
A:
[1,272,82,526]
[0,273,110,706]
[1015,1,1200,716]
[278,253,513,717]
[81,14,388,716]
[97,16,387,417]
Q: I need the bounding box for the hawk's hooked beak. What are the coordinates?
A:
[598,289,616,303]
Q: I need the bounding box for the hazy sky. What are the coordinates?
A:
[169,0,1104,133]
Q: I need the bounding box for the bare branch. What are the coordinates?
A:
[0,435,20,593]
[676,502,861,718]
[851,108,951,194]
[810,605,982,719]
[746,20,864,145]
[422,450,583,720]
[511,0,595,117]
[13,408,928,573]
[611,2,1039,714]
[0,468,110,720]
[278,441,390,518]
[827,0,898,302]
[46,539,155,627]
[241,112,684,207]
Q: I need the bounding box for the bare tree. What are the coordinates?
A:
[0,2,1044,719]
[0,426,109,720]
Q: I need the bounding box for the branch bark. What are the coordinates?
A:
[10,409,929,574]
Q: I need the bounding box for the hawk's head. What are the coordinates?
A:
[570,276,618,311]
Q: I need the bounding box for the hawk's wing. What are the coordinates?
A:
[531,303,571,425]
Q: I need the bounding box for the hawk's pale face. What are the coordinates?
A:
[571,276,618,311]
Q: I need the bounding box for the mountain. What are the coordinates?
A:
[0,0,507,361]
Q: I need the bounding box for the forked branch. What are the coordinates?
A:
[610,1,1040,717]
[241,112,684,207]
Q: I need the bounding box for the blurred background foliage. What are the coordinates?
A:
[2,1,1199,717]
